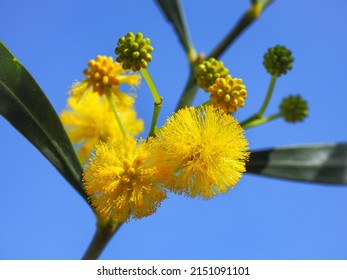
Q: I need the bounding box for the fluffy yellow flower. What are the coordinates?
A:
[72,55,141,100]
[60,93,143,163]
[83,136,168,223]
[156,106,249,199]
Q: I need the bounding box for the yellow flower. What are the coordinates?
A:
[72,55,141,100]
[83,136,168,223]
[156,106,249,199]
[208,75,247,114]
[60,93,144,163]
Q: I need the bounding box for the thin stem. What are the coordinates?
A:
[242,112,282,129]
[240,113,261,127]
[258,75,277,116]
[82,221,122,260]
[175,64,199,110]
[105,90,128,137]
[148,98,162,137]
[140,68,163,137]
[240,75,277,128]
[207,0,274,60]
[141,68,162,105]
[176,1,274,112]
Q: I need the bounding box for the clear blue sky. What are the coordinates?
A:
[1,0,347,259]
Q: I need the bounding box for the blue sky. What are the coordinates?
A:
[1,0,347,259]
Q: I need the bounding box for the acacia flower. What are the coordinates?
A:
[156,106,249,199]
[60,93,143,163]
[208,75,247,114]
[197,58,229,92]
[83,136,168,223]
[71,55,141,100]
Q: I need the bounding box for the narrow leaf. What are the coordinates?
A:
[0,42,87,201]
[247,143,347,185]
[154,0,194,54]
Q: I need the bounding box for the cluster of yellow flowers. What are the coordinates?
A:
[60,48,249,224]
[60,56,143,164]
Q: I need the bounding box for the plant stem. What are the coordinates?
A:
[140,68,163,137]
[242,112,282,129]
[207,0,274,60]
[82,221,122,260]
[240,75,277,128]
[258,75,277,116]
[106,90,128,137]
[175,1,274,111]
[175,64,199,110]
[141,68,162,105]
[148,98,162,137]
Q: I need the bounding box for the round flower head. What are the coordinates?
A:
[60,93,143,164]
[156,106,249,199]
[263,45,294,76]
[208,75,247,114]
[83,136,168,223]
[115,32,154,71]
[71,55,141,100]
[197,58,229,92]
[280,94,308,123]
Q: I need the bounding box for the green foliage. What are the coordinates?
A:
[247,144,347,185]
[155,0,194,54]
[0,42,88,201]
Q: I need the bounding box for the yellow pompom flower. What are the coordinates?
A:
[72,55,141,100]
[60,93,144,164]
[208,74,247,114]
[156,106,249,199]
[83,136,168,223]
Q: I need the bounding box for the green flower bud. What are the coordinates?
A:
[197,58,229,92]
[263,45,294,76]
[115,32,154,71]
[280,95,308,123]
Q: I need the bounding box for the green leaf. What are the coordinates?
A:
[154,0,194,54]
[247,143,347,185]
[0,41,88,201]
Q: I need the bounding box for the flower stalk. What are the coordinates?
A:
[258,75,277,116]
[82,220,122,260]
[105,90,129,137]
[242,112,281,129]
[141,68,163,136]
[141,68,162,105]
[148,98,162,137]
[240,75,276,128]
